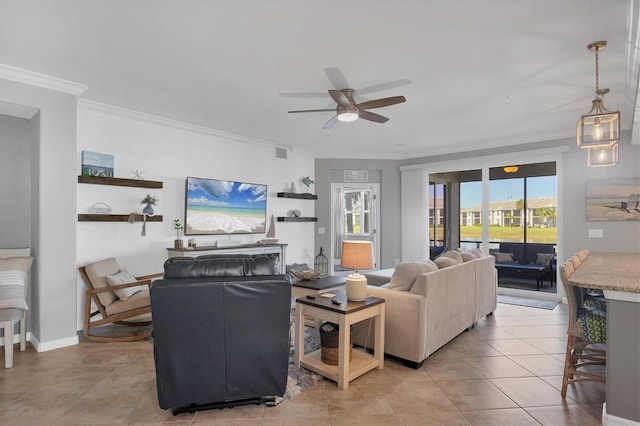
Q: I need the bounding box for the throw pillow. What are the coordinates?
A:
[434,256,458,269]
[493,252,514,263]
[389,261,438,291]
[106,269,145,301]
[0,257,33,310]
[461,252,475,262]
[440,250,463,264]
[536,253,555,267]
[468,248,485,259]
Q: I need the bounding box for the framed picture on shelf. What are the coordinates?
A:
[81,151,114,177]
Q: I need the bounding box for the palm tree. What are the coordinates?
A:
[515,199,524,227]
[537,207,557,227]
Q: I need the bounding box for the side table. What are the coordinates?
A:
[291,275,346,299]
[294,289,385,390]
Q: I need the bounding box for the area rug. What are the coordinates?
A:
[497,294,560,310]
[269,327,324,405]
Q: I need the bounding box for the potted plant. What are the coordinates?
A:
[141,194,158,215]
[173,218,184,249]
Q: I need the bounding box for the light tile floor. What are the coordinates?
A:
[0,302,605,425]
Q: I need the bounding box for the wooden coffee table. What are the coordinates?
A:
[294,289,385,390]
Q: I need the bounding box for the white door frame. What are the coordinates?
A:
[329,183,381,275]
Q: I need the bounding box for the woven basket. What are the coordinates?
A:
[320,322,353,365]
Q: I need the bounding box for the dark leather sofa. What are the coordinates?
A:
[150,254,291,414]
[495,242,556,286]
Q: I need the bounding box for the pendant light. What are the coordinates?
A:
[576,41,620,150]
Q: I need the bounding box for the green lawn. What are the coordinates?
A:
[459,226,557,244]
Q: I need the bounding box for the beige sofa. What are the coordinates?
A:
[354,252,497,368]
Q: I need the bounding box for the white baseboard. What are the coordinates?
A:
[603,403,640,426]
[2,332,79,352]
[31,334,79,352]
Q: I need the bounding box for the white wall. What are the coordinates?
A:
[76,101,315,329]
[0,79,79,348]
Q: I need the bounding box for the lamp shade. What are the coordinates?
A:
[587,143,619,167]
[341,241,373,271]
[341,241,373,302]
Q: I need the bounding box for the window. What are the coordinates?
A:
[428,182,446,247]
[343,189,371,235]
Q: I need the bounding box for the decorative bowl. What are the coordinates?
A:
[292,269,321,280]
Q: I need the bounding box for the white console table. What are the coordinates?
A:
[166,243,288,274]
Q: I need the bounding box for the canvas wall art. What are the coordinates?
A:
[586,178,640,221]
[81,151,114,177]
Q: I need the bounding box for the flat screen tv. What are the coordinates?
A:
[185,176,267,235]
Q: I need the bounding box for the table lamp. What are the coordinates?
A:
[341,240,373,301]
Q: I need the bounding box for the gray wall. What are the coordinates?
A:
[315,133,640,273]
[562,132,640,257]
[0,114,31,247]
[314,159,401,269]
[0,79,79,347]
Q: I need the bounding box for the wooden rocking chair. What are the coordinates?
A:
[79,258,162,342]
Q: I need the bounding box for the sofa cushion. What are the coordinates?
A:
[493,252,514,263]
[389,261,438,291]
[440,251,463,263]
[164,254,279,278]
[107,269,146,301]
[434,256,459,269]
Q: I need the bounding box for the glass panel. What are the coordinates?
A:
[344,190,371,235]
[525,175,557,244]
[460,180,482,245]
[489,177,525,243]
[428,182,446,246]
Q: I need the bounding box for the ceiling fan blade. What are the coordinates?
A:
[322,115,339,129]
[358,79,412,95]
[357,96,406,110]
[359,110,389,123]
[288,108,335,114]
[324,67,350,90]
[280,92,330,98]
[328,90,352,107]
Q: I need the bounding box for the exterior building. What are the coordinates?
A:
[460,197,557,228]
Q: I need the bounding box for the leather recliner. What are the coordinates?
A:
[150,253,291,413]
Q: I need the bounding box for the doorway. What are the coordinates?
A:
[330,183,380,275]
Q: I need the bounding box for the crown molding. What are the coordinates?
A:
[77,99,317,156]
[0,64,87,96]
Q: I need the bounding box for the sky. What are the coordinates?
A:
[458,176,557,208]
[187,177,267,208]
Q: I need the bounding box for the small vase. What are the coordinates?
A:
[142,203,154,215]
[174,239,183,249]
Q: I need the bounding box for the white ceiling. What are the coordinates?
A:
[1,0,638,159]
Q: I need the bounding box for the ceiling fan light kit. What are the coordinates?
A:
[337,105,359,122]
[576,40,621,167]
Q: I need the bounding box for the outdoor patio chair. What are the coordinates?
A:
[560,261,606,398]
[79,258,162,342]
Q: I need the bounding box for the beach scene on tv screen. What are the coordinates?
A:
[186,177,267,235]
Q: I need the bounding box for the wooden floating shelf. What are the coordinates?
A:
[276,192,317,200]
[277,217,318,222]
[78,175,163,188]
[78,214,164,222]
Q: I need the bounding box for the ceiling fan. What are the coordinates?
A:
[288,88,406,129]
